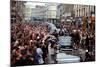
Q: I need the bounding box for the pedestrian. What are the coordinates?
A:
[36,45,44,64]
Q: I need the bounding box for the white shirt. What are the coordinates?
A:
[36,48,43,57]
[36,48,44,64]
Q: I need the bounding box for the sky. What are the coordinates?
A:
[24,2,46,8]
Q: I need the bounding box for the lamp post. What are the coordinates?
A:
[82,7,86,33]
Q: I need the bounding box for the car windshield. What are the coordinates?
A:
[58,36,71,46]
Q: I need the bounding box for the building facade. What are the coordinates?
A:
[23,5,32,22]
[31,5,46,20]
[57,4,74,22]
[73,5,95,17]
[11,0,26,23]
[45,3,58,23]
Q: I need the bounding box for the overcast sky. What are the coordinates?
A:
[24,2,46,8]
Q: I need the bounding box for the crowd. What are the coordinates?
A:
[11,22,58,66]
[11,21,95,66]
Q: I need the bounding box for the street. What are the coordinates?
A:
[11,1,95,66]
